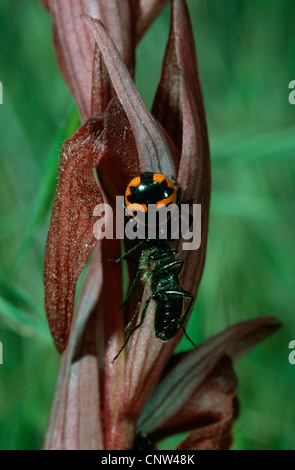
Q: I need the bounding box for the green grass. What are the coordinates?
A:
[0,0,294,449]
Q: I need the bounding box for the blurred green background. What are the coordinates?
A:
[0,0,294,450]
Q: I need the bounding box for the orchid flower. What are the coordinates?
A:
[42,0,280,450]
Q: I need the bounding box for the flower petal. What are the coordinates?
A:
[98,97,140,205]
[44,115,104,353]
[137,317,280,434]
[82,15,179,176]
[175,357,238,450]
[79,24,183,447]
[81,5,209,447]
[80,19,183,448]
[43,0,100,121]
[44,236,127,450]
[136,0,170,42]
[109,2,211,436]
[153,0,210,194]
[152,0,210,296]
[43,0,137,121]
[43,244,105,450]
[101,239,128,450]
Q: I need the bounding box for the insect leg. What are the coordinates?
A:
[179,291,195,347]
[146,249,178,262]
[156,259,184,276]
[113,239,146,265]
[112,293,154,363]
[124,285,145,330]
[118,265,141,309]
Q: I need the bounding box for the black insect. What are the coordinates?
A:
[111,172,195,362]
[112,238,195,362]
